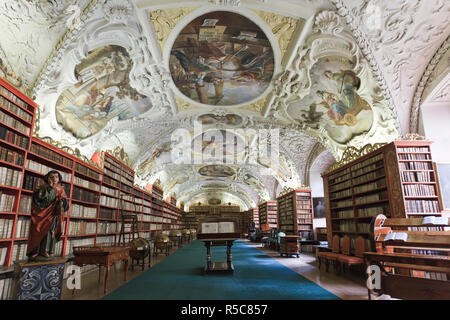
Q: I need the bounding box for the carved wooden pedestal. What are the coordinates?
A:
[13,258,68,300]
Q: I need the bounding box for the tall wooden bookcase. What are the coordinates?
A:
[277,189,313,238]
[258,201,278,231]
[322,140,442,253]
[251,207,259,229]
[0,77,184,268]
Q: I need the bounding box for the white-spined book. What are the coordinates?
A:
[422,216,449,225]
[384,232,408,242]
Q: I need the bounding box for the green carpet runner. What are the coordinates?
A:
[103,240,340,300]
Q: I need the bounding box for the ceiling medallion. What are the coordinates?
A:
[169,11,274,107]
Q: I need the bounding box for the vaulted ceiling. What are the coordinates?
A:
[0,0,448,210]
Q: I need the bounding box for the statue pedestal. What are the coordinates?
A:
[13,258,67,300]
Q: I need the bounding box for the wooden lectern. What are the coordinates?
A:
[197,218,240,274]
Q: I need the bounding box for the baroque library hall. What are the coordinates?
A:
[0,0,449,309]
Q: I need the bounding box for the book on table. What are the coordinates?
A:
[384,232,408,242]
[422,216,448,225]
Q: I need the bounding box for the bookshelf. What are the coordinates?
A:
[258,201,278,232]
[0,77,37,268]
[277,189,313,238]
[322,140,443,254]
[0,75,184,269]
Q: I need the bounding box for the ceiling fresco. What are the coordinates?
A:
[169,11,275,106]
[0,0,447,209]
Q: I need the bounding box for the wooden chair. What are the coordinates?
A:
[317,235,341,272]
[338,236,365,273]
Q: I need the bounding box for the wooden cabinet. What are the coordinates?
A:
[258,201,278,231]
[322,140,442,254]
[277,189,313,238]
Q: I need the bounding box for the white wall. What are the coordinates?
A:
[421,105,450,163]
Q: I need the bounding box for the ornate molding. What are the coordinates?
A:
[409,36,450,133]
[149,7,199,53]
[323,142,386,174]
[104,146,131,167]
[395,133,426,141]
[38,136,101,169]
[251,10,300,60]
[330,0,402,132]
[32,0,101,94]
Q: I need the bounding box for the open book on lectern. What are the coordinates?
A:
[201,222,236,234]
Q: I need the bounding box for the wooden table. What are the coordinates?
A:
[72,245,130,294]
[199,238,238,274]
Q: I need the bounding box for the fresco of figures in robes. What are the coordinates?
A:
[55,45,152,139]
[287,56,374,144]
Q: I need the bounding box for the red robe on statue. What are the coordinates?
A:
[26,185,67,256]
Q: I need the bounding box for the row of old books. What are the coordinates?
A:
[329,180,351,192]
[72,186,99,204]
[353,178,386,194]
[0,145,24,166]
[0,109,30,135]
[97,222,117,234]
[18,195,31,213]
[0,218,13,239]
[398,153,431,160]
[75,162,100,181]
[0,126,29,150]
[74,176,100,191]
[14,217,30,238]
[405,199,440,213]
[11,242,27,262]
[0,165,22,188]
[70,203,97,219]
[101,185,119,198]
[399,161,433,170]
[100,195,119,207]
[334,209,354,218]
[352,168,385,185]
[103,175,119,188]
[0,247,8,265]
[0,193,15,212]
[330,188,352,199]
[99,207,115,220]
[351,153,383,171]
[352,160,384,178]
[336,221,356,232]
[68,221,97,236]
[331,198,353,208]
[25,159,71,182]
[403,184,437,197]
[354,191,388,205]
[22,174,42,191]
[104,156,133,181]
[358,205,389,217]
[0,278,13,300]
[30,142,73,168]
[401,171,433,182]
[0,85,30,110]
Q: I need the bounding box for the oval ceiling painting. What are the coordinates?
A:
[198,165,235,178]
[170,11,274,106]
[55,45,152,139]
[287,56,373,144]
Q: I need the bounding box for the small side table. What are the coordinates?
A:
[73,245,130,294]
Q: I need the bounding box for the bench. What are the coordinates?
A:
[364,214,450,300]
